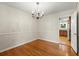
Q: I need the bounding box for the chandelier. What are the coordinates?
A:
[32,2,44,19]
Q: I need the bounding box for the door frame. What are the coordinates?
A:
[77,12,78,55]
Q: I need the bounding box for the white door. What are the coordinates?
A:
[71,11,77,53]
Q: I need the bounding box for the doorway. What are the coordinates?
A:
[59,16,71,46]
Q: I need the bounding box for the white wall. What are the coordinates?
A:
[38,15,59,43]
[0,4,37,52]
[38,9,74,43]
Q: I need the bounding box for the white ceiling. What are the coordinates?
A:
[2,2,77,15]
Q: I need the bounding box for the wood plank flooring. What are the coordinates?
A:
[0,39,76,56]
[59,36,71,46]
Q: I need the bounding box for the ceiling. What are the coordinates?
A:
[2,2,77,15]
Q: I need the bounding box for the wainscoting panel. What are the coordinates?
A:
[0,32,37,53]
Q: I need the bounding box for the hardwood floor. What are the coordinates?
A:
[0,39,76,56]
[59,36,71,46]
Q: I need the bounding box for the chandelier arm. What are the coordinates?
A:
[32,2,44,19]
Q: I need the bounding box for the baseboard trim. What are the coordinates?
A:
[0,39,37,53]
[71,47,78,55]
[38,38,59,43]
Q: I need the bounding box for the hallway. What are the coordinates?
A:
[59,37,71,46]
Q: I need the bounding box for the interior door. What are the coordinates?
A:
[71,11,77,53]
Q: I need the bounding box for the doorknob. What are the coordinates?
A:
[73,33,77,35]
